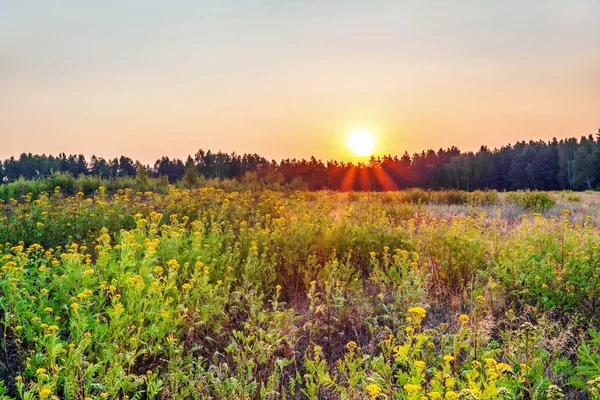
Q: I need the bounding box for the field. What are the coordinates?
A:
[1,185,600,399]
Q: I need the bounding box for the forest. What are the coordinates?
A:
[2,132,599,191]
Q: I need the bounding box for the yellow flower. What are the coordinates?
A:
[365,383,382,397]
[476,295,485,302]
[445,391,458,400]
[36,367,47,375]
[443,355,455,363]
[275,284,282,291]
[182,283,192,290]
[70,303,80,311]
[414,360,426,369]
[15,375,22,382]
[429,392,441,399]
[216,280,223,286]
[167,259,180,271]
[38,265,47,272]
[408,306,427,319]
[458,314,470,323]
[346,341,358,351]
[404,384,422,393]
[39,388,52,397]
[496,363,512,373]
[44,307,53,313]
[48,325,59,332]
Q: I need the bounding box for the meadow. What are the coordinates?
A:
[1,183,599,399]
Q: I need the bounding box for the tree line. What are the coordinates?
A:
[2,132,599,191]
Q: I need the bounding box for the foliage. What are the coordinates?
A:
[0,187,598,398]
[506,191,557,213]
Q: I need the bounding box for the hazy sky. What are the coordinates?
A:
[2,0,599,163]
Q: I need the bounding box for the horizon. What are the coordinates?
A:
[2,1,599,163]
[1,131,598,167]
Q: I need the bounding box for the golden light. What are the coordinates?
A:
[348,130,375,156]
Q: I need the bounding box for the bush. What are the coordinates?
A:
[469,189,500,206]
[506,191,557,213]
[430,190,470,205]
[398,188,429,204]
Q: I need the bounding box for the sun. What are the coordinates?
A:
[348,130,375,156]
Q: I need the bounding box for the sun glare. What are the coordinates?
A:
[348,130,375,157]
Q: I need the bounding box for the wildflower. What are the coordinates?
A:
[485,358,497,368]
[36,367,47,375]
[182,283,192,290]
[414,360,426,369]
[70,303,80,311]
[167,259,180,271]
[15,375,22,382]
[275,284,282,291]
[216,280,223,285]
[365,383,382,397]
[346,341,358,351]
[546,385,564,400]
[458,314,470,323]
[443,355,455,363]
[44,307,53,313]
[476,295,485,302]
[429,392,441,399]
[48,325,59,332]
[38,265,47,272]
[83,269,94,276]
[15,325,22,331]
[496,388,511,399]
[458,389,479,400]
[445,392,458,400]
[84,332,92,338]
[408,306,427,319]
[39,388,52,397]
[404,384,421,393]
[496,363,512,373]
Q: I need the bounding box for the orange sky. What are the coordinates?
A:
[1,1,599,164]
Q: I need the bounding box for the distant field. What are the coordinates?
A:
[1,186,599,399]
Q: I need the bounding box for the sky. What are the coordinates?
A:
[1,0,599,164]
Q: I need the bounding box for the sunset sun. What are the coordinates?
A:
[348,130,375,156]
